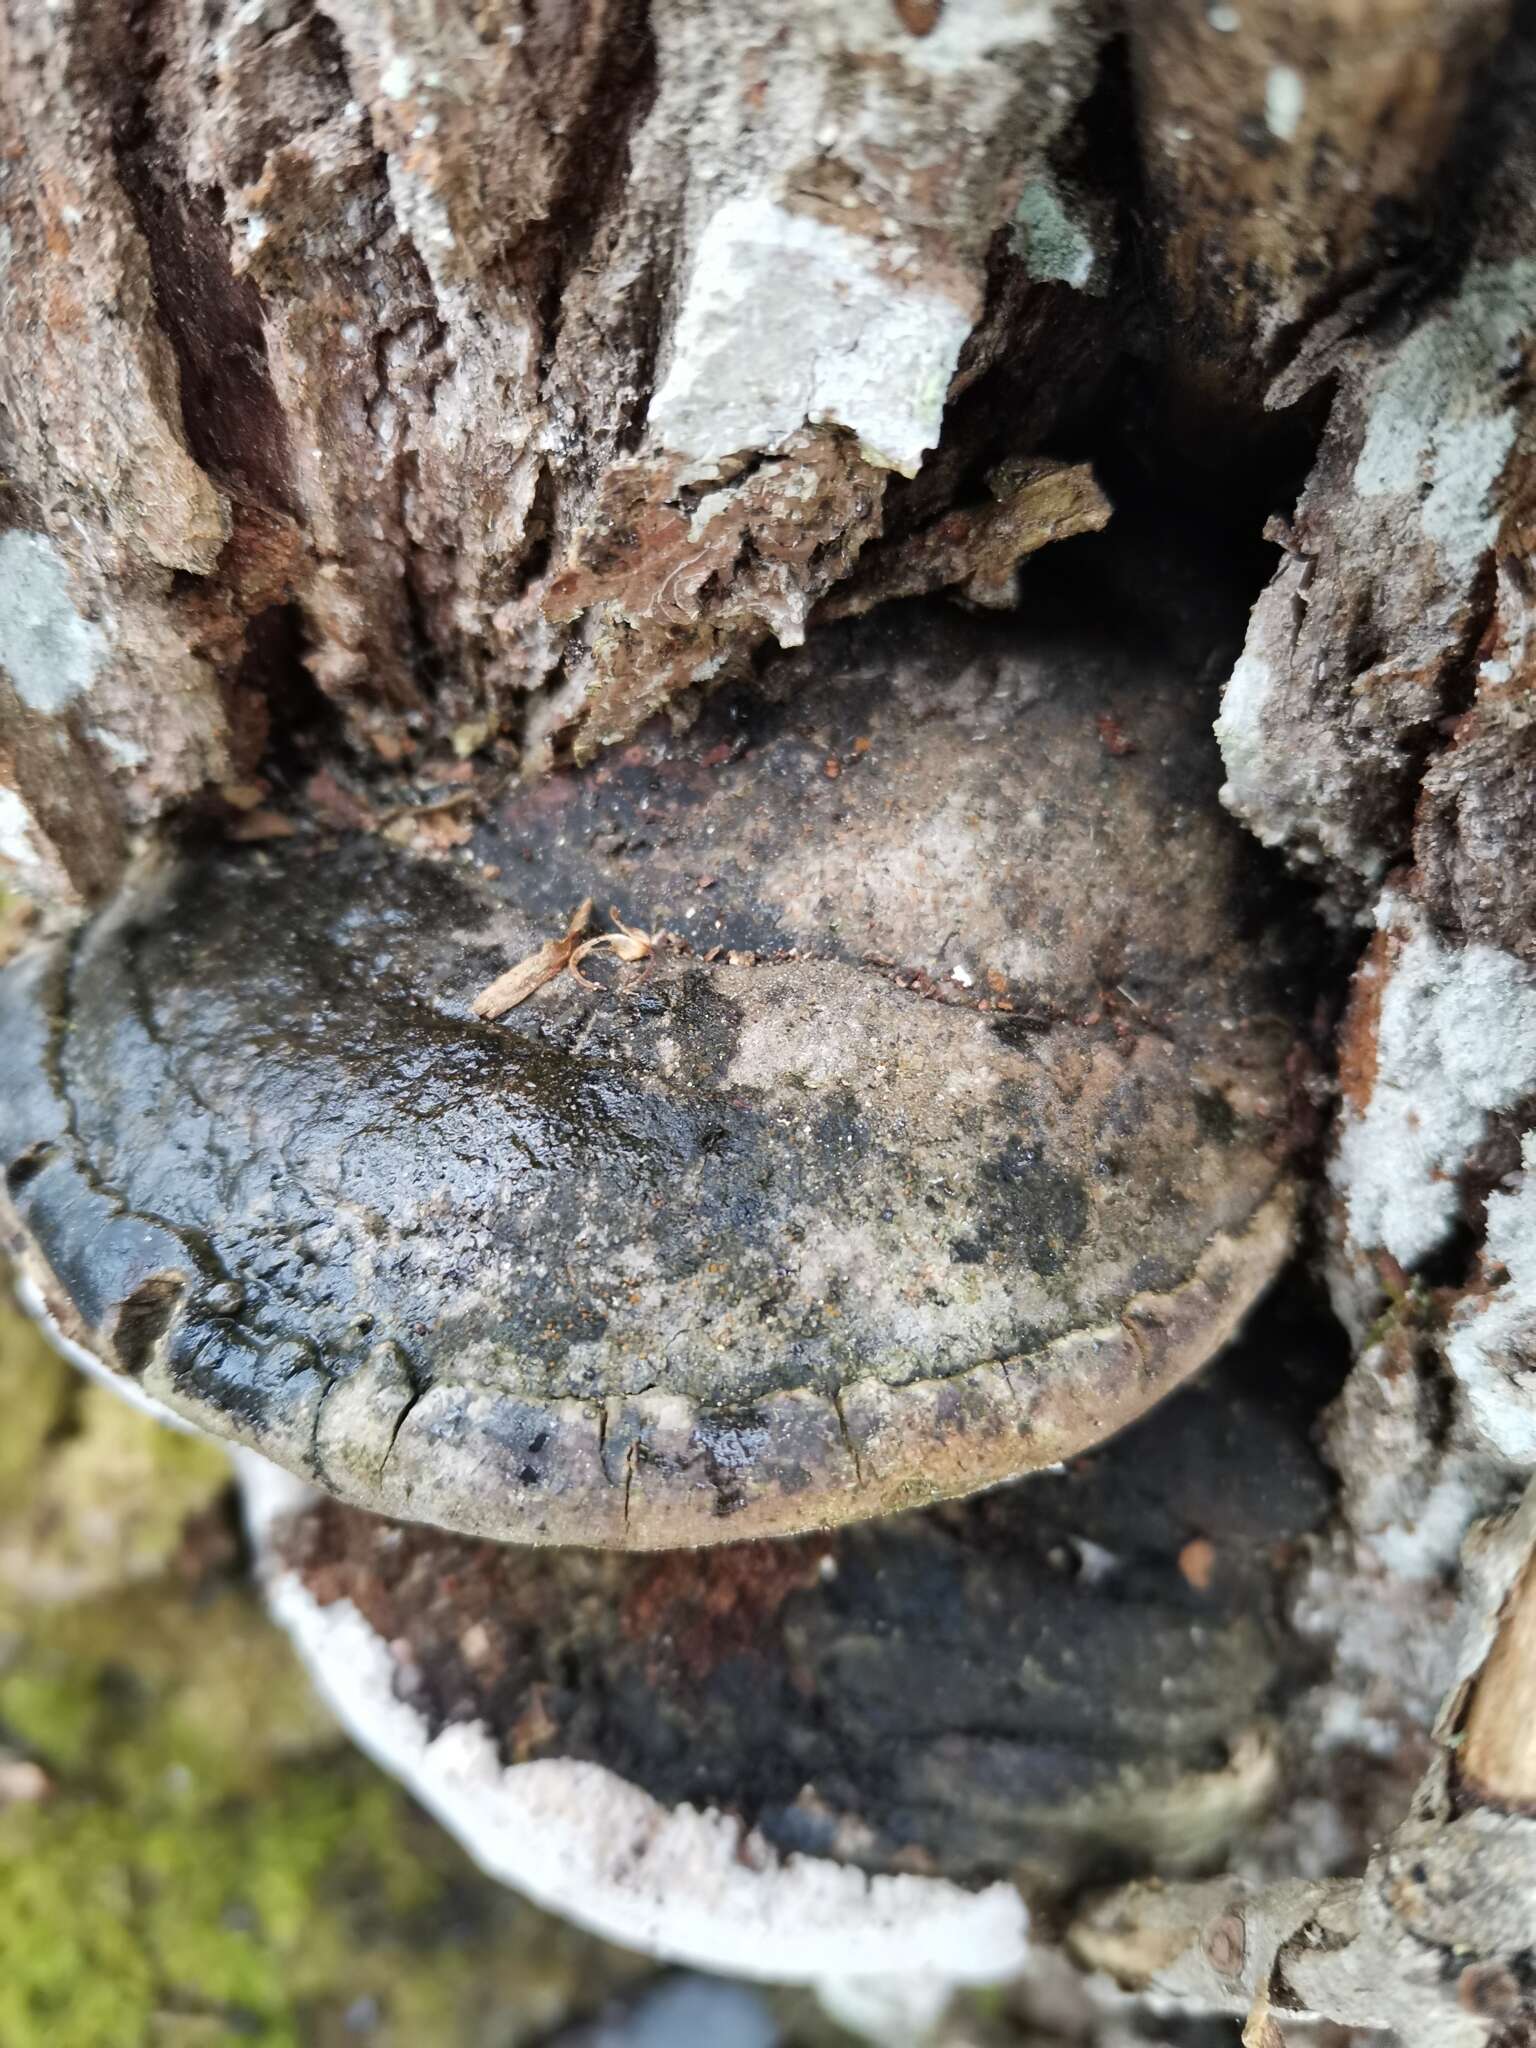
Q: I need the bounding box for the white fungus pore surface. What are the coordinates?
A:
[258,1564,1032,1987]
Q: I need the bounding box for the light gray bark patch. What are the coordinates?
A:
[0,531,108,713]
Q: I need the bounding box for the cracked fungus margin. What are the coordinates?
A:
[4,1172,1296,1550]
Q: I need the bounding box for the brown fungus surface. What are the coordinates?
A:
[0,608,1302,1546]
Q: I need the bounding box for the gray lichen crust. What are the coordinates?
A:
[1,611,1300,1546]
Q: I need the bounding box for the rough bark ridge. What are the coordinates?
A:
[1070,1480,1536,2048]
[1,0,1119,898]
[1118,13,1536,2046]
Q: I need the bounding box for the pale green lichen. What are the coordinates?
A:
[1354,258,1536,578]
[1011,176,1097,291]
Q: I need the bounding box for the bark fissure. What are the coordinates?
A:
[107,0,296,517]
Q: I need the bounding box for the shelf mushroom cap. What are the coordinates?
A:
[0,608,1301,1546]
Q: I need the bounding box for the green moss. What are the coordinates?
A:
[0,1286,72,1495]
[0,1761,467,2046]
[0,1265,649,2047]
[0,1577,647,2048]
[0,1663,102,1775]
[0,1805,155,2047]
[0,1764,643,2046]
[0,1291,231,1615]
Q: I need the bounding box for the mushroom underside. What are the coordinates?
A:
[244,1333,1332,1982]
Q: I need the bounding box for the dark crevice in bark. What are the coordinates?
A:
[878,46,1143,550]
[1416,1217,1488,1303]
[512,0,669,679]
[1255,0,1536,414]
[239,600,341,790]
[399,516,446,710]
[1258,7,1522,396]
[891,31,1328,638]
[607,233,675,464]
[296,11,460,717]
[106,0,297,519]
[502,456,560,605]
[523,0,659,402]
[1381,547,1503,879]
[1387,0,1536,327]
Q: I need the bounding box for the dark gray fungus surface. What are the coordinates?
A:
[1,610,1300,1546]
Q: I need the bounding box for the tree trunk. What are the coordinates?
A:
[4,1,1536,2040]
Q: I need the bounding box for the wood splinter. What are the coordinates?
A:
[470,898,595,1019]
[471,902,664,1018]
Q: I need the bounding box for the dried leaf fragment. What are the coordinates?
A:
[305,768,378,832]
[471,899,595,1019]
[1178,1537,1216,1592]
[1461,1550,1536,1807]
[569,909,658,990]
[228,808,299,842]
[381,789,480,852]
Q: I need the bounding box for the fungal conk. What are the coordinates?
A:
[243,1347,1330,1978]
[0,610,1301,1547]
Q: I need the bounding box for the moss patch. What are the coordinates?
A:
[0,1558,648,2046]
[0,1277,649,2047]
[0,1287,231,1612]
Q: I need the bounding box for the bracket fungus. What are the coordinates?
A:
[1,609,1301,1547]
[242,1345,1331,1984]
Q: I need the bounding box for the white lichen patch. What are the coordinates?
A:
[0,530,109,713]
[835,0,1059,75]
[1264,65,1306,142]
[1214,651,1281,829]
[1446,1135,1536,1465]
[1011,175,1098,291]
[647,196,975,478]
[378,52,414,100]
[0,786,43,870]
[1215,629,1380,880]
[1354,259,1536,580]
[87,724,150,771]
[259,1568,1032,1986]
[1333,896,1536,1269]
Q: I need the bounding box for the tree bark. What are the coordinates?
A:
[5,0,1536,2038]
[1,0,1117,898]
